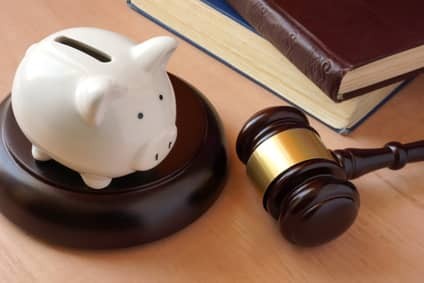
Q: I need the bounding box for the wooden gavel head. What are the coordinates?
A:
[238,105,424,247]
[236,106,359,246]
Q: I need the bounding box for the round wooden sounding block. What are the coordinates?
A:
[0,74,227,249]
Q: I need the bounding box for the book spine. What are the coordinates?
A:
[227,0,351,102]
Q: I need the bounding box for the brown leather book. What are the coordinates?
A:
[227,0,424,102]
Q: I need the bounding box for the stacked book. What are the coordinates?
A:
[128,0,424,133]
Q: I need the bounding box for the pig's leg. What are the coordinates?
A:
[80,173,111,189]
[31,145,51,161]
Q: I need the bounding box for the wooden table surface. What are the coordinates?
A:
[0,1,423,282]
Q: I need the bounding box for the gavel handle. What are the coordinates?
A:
[333,141,424,179]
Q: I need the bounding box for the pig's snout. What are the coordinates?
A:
[132,125,177,171]
[152,125,177,163]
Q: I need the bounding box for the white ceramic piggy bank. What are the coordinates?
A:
[11,27,178,189]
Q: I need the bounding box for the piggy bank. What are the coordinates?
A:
[11,27,178,189]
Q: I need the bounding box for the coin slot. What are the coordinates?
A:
[55,36,111,63]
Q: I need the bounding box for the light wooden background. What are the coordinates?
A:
[0,1,423,282]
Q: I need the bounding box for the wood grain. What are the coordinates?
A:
[0,1,423,282]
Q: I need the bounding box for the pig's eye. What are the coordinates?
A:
[159,94,164,101]
[137,112,144,119]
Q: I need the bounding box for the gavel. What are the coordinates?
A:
[236,106,424,247]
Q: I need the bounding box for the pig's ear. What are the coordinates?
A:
[131,36,177,71]
[75,77,124,126]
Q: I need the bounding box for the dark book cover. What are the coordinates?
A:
[227,0,424,101]
[127,0,412,134]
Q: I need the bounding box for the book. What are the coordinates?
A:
[227,0,423,102]
[127,0,409,133]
